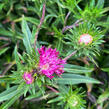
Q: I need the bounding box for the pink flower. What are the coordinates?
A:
[23,72,34,84]
[79,34,93,45]
[38,46,66,79]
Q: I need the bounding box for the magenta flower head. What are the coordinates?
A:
[23,72,34,84]
[79,34,93,45]
[38,46,66,79]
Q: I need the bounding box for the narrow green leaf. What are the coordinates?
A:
[64,64,94,74]
[0,90,24,109]
[0,76,15,82]
[25,91,42,100]
[96,0,104,9]
[90,0,95,8]
[101,7,109,14]
[101,68,109,73]
[103,49,109,54]
[0,86,18,102]
[14,46,21,68]
[97,89,109,104]
[48,96,63,103]
[24,17,39,26]
[31,25,37,45]
[56,74,100,85]
[0,29,13,37]
[24,85,30,97]
[22,17,32,55]
[0,3,4,11]
[0,47,9,56]
[55,39,63,53]
[44,14,57,22]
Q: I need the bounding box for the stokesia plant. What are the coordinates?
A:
[63,22,104,58]
[38,46,66,79]
[48,86,86,109]
[0,0,107,109]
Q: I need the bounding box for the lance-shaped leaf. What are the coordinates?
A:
[47,96,63,103]
[0,83,25,109]
[25,91,42,100]
[14,46,21,68]
[56,74,100,85]
[96,0,104,9]
[102,68,109,73]
[0,89,24,109]
[22,17,32,55]
[0,47,9,56]
[64,64,94,74]
[97,89,109,104]
[0,76,15,82]
[0,86,18,102]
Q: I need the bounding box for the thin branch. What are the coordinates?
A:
[46,32,54,36]
[64,11,71,26]
[34,4,46,50]
[11,21,15,31]
[46,85,59,93]
[97,105,102,109]
[63,50,77,61]
[87,92,96,104]
[2,61,16,75]
[0,43,10,49]
[2,18,10,24]
[30,93,50,102]
[26,91,56,102]
[82,56,90,66]
[0,37,11,49]
[62,18,83,33]
[0,37,11,41]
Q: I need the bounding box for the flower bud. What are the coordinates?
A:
[79,34,93,45]
[23,72,34,84]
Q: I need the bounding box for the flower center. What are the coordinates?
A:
[23,73,34,84]
[72,100,78,107]
[79,34,93,45]
[68,95,79,107]
[25,77,31,81]
[42,64,49,70]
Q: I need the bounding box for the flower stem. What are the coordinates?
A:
[46,85,59,93]
[64,11,71,26]
[34,3,46,50]
[63,50,77,61]
[62,18,83,33]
